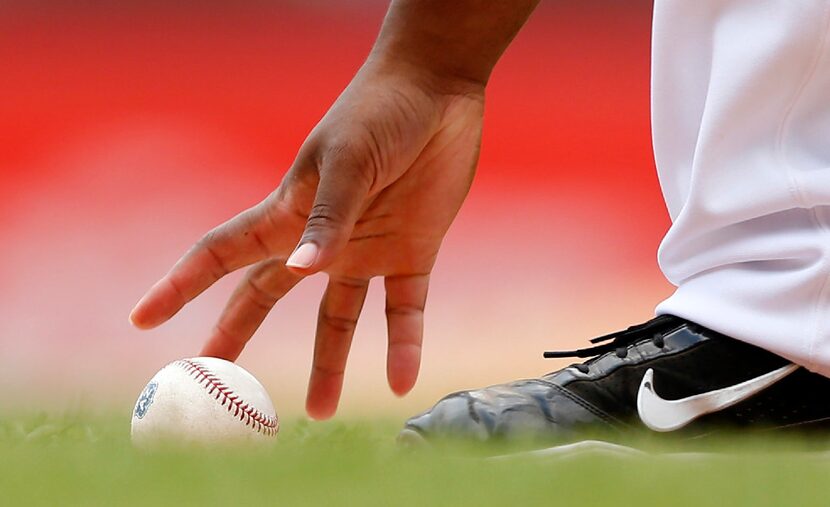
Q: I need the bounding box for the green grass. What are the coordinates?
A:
[2,413,830,506]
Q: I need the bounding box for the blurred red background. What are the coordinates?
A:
[0,1,672,416]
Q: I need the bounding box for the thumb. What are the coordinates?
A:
[285,159,372,274]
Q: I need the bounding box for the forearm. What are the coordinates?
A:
[368,0,540,88]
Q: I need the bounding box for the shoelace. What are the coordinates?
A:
[543,315,677,360]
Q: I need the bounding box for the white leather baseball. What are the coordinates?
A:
[131,357,278,448]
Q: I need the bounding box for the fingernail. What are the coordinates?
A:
[286,242,319,269]
[128,301,144,327]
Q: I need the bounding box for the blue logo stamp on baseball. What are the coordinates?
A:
[134,381,158,419]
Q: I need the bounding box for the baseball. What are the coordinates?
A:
[131,357,279,448]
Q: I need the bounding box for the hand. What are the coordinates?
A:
[129,63,484,419]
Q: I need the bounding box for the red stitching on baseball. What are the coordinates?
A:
[175,359,278,436]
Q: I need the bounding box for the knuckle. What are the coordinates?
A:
[321,139,377,189]
[333,276,370,291]
[323,139,352,160]
[214,322,246,346]
[312,363,344,377]
[320,312,358,334]
[385,304,425,317]
[194,229,230,276]
[305,202,346,231]
[244,277,276,311]
[166,277,187,302]
[320,140,359,171]
[196,228,219,249]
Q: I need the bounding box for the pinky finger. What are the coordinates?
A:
[384,273,429,396]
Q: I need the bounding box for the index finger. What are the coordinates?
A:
[129,201,293,329]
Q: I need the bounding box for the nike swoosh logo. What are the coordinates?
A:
[637,364,799,432]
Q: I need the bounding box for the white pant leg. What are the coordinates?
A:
[651,0,830,374]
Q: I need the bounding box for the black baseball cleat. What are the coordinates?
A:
[399,315,830,447]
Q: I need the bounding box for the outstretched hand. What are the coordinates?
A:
[130,64,484,419]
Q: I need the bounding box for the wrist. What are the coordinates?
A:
[363,50,487,99]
